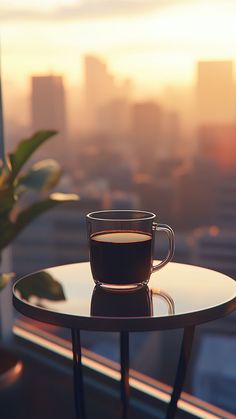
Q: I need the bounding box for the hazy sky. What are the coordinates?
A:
[2,0,236,94]
[1,1,188,20]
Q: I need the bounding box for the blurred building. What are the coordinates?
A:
[84,55,115,131]
[192,227,236,279]
[12,197,102,279]
[216,172,236,228]
[192,329,236,413]
[196,61,235,125]
[131,101,163,173]
[110,190,139,209]
[173,157,219,230]
[190,170,236,278]
[97,98,131,148]
[31,74,68,165]
[84,55,132,135]
[163,111,182,159]
[197,124,236,171]
[132,174,175,225]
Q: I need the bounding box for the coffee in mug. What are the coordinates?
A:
[86,210,174,289]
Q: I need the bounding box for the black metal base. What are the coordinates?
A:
[71,326,195,419]
[120,332,130,419]
[166,326,195,419]
[71,329,86,419]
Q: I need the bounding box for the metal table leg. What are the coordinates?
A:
[166,326,195,419]
[120,331,130,419]
[71,329,86,419]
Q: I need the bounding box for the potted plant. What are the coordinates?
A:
[0,130,79,344]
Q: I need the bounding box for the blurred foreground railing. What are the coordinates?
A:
[12,318,235,419]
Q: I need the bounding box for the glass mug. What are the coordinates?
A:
[86,210,175,289]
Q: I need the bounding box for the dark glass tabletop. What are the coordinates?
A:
[13,262,236,332]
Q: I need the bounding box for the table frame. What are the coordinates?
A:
[71,325,195,419]
[13,262,236,419]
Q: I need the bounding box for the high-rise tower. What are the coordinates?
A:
[84,55,116,130]
[31,75,67,163]
[196,61,235,124]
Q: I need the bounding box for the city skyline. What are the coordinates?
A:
[3,55,236,140]
[2,1,236,92]
[20,56,236,177]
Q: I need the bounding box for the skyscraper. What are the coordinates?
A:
[197,124,236,170]
[196,61,235,124]
[97,98,131,143]
[131,101,163,172]
[31,75,67,163]
[84,55,116,131]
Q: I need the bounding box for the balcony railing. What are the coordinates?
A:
[8,318,234,419]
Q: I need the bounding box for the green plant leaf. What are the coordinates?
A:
[16,159,62,192]
[0,273,14,291]
[0,217,16,251]
[16,271,65,301]
[9,130,57,180]
[0,158,12,188]
[11,193,79,241]
[0,185,15,216]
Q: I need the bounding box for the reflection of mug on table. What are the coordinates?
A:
[90,285,153,317]
[90,286,175,317]
[86,210,175,289]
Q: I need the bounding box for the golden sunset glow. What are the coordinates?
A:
[2,0,236,92]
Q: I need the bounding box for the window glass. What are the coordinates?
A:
[2,1,236,414]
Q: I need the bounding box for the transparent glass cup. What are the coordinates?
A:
[86,210,175,289]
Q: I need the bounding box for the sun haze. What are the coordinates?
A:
[2,0,236,91]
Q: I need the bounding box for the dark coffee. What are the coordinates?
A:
[90,230,152,285]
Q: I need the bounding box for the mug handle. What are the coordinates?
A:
[152,223,175,272]
[151,287,175,315]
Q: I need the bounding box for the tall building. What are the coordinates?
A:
[84,56,115,130]
[164,111,182,158]
[217,172,236,228]
[190,170,236,278]
[197,124,236,171]
[97,98,131,145]
[131,101,163,172]
[31,75,68,164]
[196,61,235,125]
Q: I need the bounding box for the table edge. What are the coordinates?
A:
[12,291,236,332]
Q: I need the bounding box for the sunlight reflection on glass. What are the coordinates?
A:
[151,287,175,315]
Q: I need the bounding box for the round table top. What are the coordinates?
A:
[13,262,236,332]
